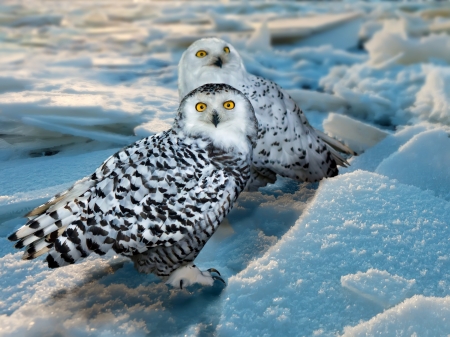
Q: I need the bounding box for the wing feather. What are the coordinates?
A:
[10,130,242,269]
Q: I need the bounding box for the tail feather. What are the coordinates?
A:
[14,212,77,249]
[25,245,52,260]
[8,177,94,264]
[22,239,53,260]
[13,214,59,241]
[25,176,94,218]
[20,225,70,259]
[315,129,357,157]
[329,147,350,168]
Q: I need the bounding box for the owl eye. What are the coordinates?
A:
[224,46,230,54]
[196,102,207,112]
[223,100,235,110]
[196,50,208,58]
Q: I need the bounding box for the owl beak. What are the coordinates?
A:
[213,57,223,68]
[211,110,220,127]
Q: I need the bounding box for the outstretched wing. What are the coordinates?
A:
[8,130,238,268]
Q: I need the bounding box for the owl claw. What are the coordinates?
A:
[166,264,226,288]
[207,268,221,276]
[212,275,226,284]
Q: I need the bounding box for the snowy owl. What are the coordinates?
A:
[8,83,258,289]
[179,38,355,189]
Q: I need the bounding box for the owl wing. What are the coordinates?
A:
[8,130,237,268]
[246,76,354,183]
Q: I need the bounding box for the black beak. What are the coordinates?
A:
[212,110,220,128]
[213,57,223,68]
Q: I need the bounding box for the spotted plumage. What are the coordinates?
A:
[179,38,356,190]
[8,83,258,287]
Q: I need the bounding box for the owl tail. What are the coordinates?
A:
[315,129,357,158]
[7,177,95,263]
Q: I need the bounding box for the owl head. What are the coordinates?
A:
[178,38,247,99]
[174,83,257,154]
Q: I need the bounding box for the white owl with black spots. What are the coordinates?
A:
[8,83,258,288]
[179,38,355,190]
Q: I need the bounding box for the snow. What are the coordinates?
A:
[341,269,416,308]
[366,28,450,66]
[216,170,450,336]
[341,295,450,336]
[376,128,450,201]
[1,1,450,336]
[411,66,450,125]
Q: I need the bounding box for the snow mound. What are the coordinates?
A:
[376,128,450,200]
[341,269,416,308]
[341,295,450,337]
[217,170,450,336]
[345,123,430,173]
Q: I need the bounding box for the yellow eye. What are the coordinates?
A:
[224,46,230,54]
[223,100,235,110]
[196,50,208,58]
[196,102,207,112]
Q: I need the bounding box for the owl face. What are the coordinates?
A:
[175,83,257,153]
[178,38,247,98]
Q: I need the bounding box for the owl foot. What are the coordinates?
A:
[166,264,225,289]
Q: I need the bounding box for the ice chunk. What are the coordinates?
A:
[287,90,347,113]
[246,21,271,52]
[376,128,450,200]
[323,113,389,154]
[366,26,450,66]
[411,66,450,125]
[319,62,450,126]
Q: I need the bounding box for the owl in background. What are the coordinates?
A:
[179,38,356,190]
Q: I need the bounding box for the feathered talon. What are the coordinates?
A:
[212,275,226,284]
[207,268,221,276]
[208,268,225,284]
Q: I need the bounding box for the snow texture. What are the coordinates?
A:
[341,269,416,308]
[1,1,450,336]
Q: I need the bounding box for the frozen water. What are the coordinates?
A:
[1,1,450,336]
